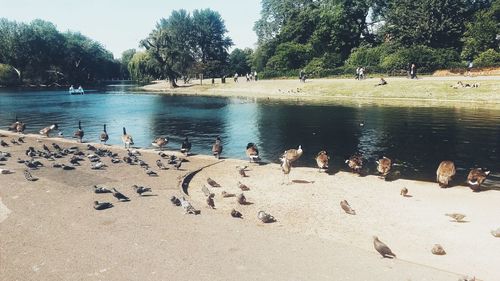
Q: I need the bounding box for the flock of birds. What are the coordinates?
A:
[1,116,497,277]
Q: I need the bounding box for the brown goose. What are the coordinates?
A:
[212,136,223,159]
[315,150,329,172]
[345,154,363,173]
[100,124,109,144]
[180,137,192,155]
[436,161,456,187]
[246,143,260,162]
[39,124,58,137]
[280,156,292,185]
[121,127,134,148]
[282,145,303,163]
[73,121,84,143]
[376,156,392,177]
[152,137,169,150]
[467,168,490,191]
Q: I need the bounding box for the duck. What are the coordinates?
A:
[39,123,59,137]
[467,168,490,191]
[212,136,223,159]
[315,150,329,172]
[282,145,303,163]
[152,137,169,150]
[246,143,260,163]
[121,127,134,148]
[73,121,84,143]
[100,124,109,144]
[181,137,192,155]
[345,154,363,174]
[376,156,392,177]
[436,160,456,188]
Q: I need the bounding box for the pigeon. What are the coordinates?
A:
[373,236,396,258]
[173,160,182,170]
[231,209,243,218]
[206,193,215,209]
[94,185,112,194]
[0,140,9,147]
[42,144,50,152]
[238,167,247,177]
[111,158,121,164]
[207,177,221,187]
[94,201,113,210]
[491,227,500,238]
[237,193,247,205]
[0,169,13,174]
[91,162,106,170]
[201,185,213,197]
[221,191,235,198]
[10,139,19,145]
[87,144,96,151]
[170,196,181,206]
[400,187,408,196]
[156,160,168,170]
[52,163,62,168]
[340,200,356,215]
[237,181,250,191]
[431,244,446,255]
[133,185,152,196]
[23,169,38,181]
[18,137,25,143]
[61,164,75,170]
[180,197,200,215]
[112,188,130,201]
[52,143,62,150]
[257,211,276,223]
[139,160,149,169]
[145,169,158,177]
[445,213,466,222]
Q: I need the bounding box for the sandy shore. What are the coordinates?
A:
[0,130,498,280]
[141,76,500,108]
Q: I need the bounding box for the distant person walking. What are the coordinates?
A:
[359,67,365,80]
[234,73,239,82]
[254,71,258,81]
[466,61,473,76]
[299,69,306,82]
[355,67,360,80]
[410,63,417,79]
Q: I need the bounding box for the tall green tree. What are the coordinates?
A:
[120,49,136,79]
[461,0,500,59]
[228,48,253,75]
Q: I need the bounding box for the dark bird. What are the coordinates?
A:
[237,193,247,205]
[345,154,363,174]
[237,181,250,191]
[340,200,356,215]
[315,150,329,172]
[156,159,168,170]
[282,145,303,163]
[133,185,152,196]
[10,139,19,145]
[258,211,276,223]
[121,127,134,148]
[212,136,223,159]
[246,143,260,162]
[436,161,456,187]
[94,201,113,210]
[52,143,62,151]
[238,166,247,177]
[376,156,392,177]
[23,169,38,181]
[73,120,84,143]
[170,196,181,206]
[100,124,109,144]
[0,140,8,147]
[18,137,25,143]
[87,144,96,151]
[94,185,112,193]
[173,160,182,170]
[145,169,158,176]
[61,164,75,170]
[231,209,243,218]
[112,188,130,201]
[206,193,215,209]
[373,236,396,258]
[207,177,221,187]
[181,137,192,155]
[467,168,490,191]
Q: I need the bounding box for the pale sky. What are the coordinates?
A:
[0,0,261,58]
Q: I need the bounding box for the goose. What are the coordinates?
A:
[376,156,392,177]
[373,236,396,258]
[152,137,169,150]
[466,168,490,191]
[436,161,456,187]
[246,143,260,162]
[8,115,19,131]
[94,201,113,210]
[100,124,109,144]
[8,115,25,133]
[315,150,329,172]
[73,121,84,143]
[212,136,223,159]
[180,137,192,155]
[280,156,292,185]
[282,145,303,163]
[39,124,58,137]
[345,154,363,174]
[121,127,134,148]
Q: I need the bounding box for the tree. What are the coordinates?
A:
[228,48,253,75]
[120,49,136,79]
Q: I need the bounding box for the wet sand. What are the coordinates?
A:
[0,130,498,280]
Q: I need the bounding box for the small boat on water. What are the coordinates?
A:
[69,86,85,95]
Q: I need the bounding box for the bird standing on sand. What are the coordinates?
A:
[133,185,152,196]
[280,156,292,185]
[112,188,130,201]
[346,154,363,174]
[121,127,134,148]
[0,140,8,147]
[181,137,192,156]
[431,244,446,255]
[207,177,221,187]
[206,193,215,209]
[315,150,329,172]
[237,166,247,177]
[246,143,260,163]
[152,137,169,150]
[283,145,303,163]
[156,159,168,170]
[23,169,38,181]
[212,136,223,159]
[100,124,109,144]
[467,168,490,191]
[373,236,396,258]
[400,187,409,196]
[376,156,392,177]
[340,200,356,215]
[221,191,235,198]
[237,181,250,191]
[39,124,58,137]
[491,227,500,237]
[436,160,456,187]
[445,213,466,222]
[237,193,247,205]
[170,196,181,206]
[8,116,26,133]
[258,211,276,223]
[94,201,113,210]
[73,121,84,143]
[231,209,242,218]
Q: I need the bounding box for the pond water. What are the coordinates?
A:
[0,84,498,187]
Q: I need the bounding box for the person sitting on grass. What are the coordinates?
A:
[375,77,387,86]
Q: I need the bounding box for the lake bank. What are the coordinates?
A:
[0,130,498,280]
[142,76,500,108]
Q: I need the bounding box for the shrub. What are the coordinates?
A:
[474,49,500,67]
[265,42,312,71]
[0,64,20,86]
[346,45,386,68]
[381,46,460,74]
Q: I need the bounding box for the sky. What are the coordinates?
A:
[0,0,261,58]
